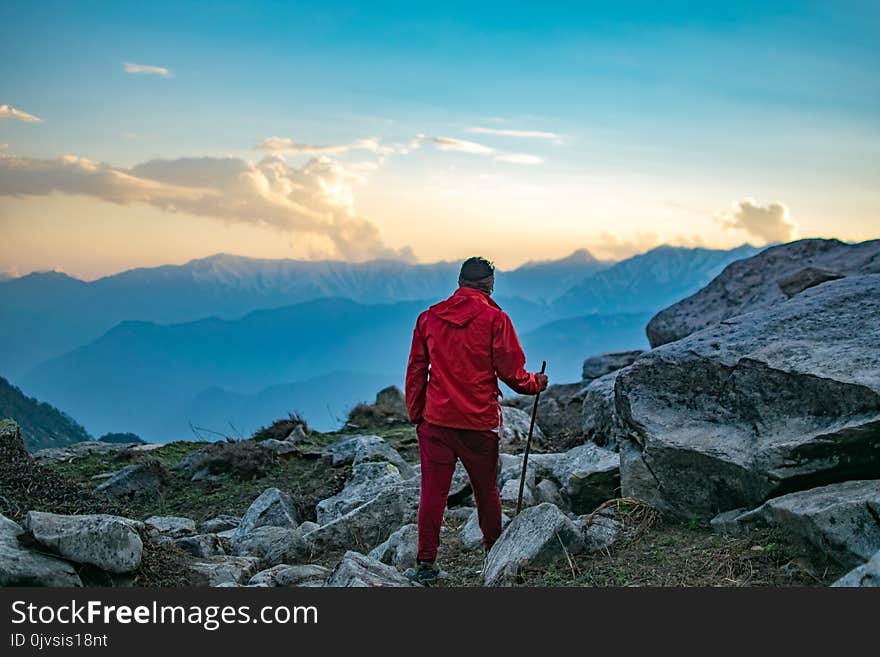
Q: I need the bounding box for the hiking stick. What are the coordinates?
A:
[516,360,546,515]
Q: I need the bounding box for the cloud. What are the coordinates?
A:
[426,136,495,155]
[423,136,543,164]
[0,104,43,123]
[467,126,560,141]
[493,153,543,165]
[254,136,393,156]
[717,198,797,244]
[123,62,171,77]
[0,153,412,261]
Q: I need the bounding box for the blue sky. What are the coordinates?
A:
[1,1,877,277]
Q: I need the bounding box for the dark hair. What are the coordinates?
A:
[459,256,495,282]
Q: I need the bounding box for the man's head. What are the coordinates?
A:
[459,256,495,294]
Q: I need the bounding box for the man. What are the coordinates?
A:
[404,256,548,585]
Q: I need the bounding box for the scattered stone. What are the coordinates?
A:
[0,514,82,587]
[577,510,624,553]
[95,462,164,499]
[322,434,412,477]
[500,405,545,449]
[483,503,585,586]
[174,534,225,558]
[145,516,196,538]
[326,550,415,587]
[25,511,143,574]
[538,444,620,514]
[256,439,300,456]
[534,479,562,506]
[500,479,534,507]
[32,441,132,463]
[368,523,418,568]
[189,555,261,587]
[832,551,880,588]
[461,509,510,551]
[201,515,241,534]
[248,564,330,587]
[233,488,299,540]
[230,526,310,568]
[502,383,584,448]
[317,461,404,524]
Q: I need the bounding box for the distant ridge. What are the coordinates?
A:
[0,376,91,451]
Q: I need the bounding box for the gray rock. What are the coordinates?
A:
[581,371,628,450]
[500,479,534,507]
[646,238,880,347]
[500,405,545,449]
[498,453,536,491]
[534,479,562,506]
[0,514,82,587]
[189,555,261,587]
[832,551,880,587]
[618,275,880,519]
[317,461,405,524]
[577,510,624,553]
[368,523,418,568]
[709,508,750,535]
[174,534,225,558]
[95,463,164,499]
[257,439,300,456]
[32,441,132,463]
[285,424,310,444]
[326,550,415,587]
[461,509,510,551]
[248,564,330,587]
[304,482,420,555]
[230,526,310,568]
[483,503,585,586]
[322,434,412,477]
[234,488,299,540]
[734,480,880,569]
[539,444,620,514]
[582,350,644,380]
[25,512,143,574]
[201,515,241,533]
[446,507,476,522]
[145,516,196,538]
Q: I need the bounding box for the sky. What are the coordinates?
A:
[0,0,878,280]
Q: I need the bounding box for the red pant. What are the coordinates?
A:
[416,420,502,562]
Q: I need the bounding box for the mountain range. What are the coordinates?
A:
[3,243,762,442]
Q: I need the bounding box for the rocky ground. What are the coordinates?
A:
[2,238,878,588]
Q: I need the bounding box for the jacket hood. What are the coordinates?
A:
[429,287,498,328]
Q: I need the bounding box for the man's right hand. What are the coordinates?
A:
[535,373,549,391]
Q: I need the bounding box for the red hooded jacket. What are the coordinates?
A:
[405,286,542,431]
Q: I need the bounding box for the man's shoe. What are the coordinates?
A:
[404,560,440,586]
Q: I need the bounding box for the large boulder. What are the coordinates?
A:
[368,523,418,568]
[732,480,880,569]
[0,514,82,586]
[233,488,299,540]
[346,386,410,428]
[646,238,880,347]
[95,462,164,499]
[248,564,330,587]
[316,462,405,524]
[321,434,412,477]
[617,275,880,519]
[24,512,143,574]
[582,350,644,380]
[189,556,261,587]
[483,503,585,586]
[326,550,415,587]
[533,444,620,514]
[832,551,880,588]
